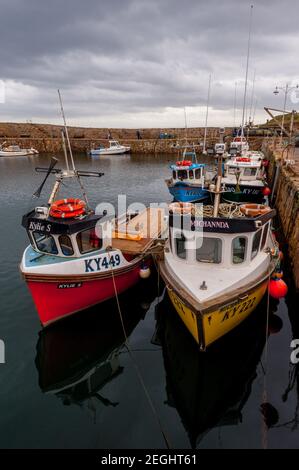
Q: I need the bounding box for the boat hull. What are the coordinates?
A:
[168,183,209,203]
[167,280,268,349]
[90,147,130,156]
[223,184,264,203]
[26,264,142,326]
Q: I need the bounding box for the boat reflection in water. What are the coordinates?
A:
[35,279,158,411]
[155,293,283,448]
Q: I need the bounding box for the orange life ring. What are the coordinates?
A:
[50,198,86,218]
[240,203,271,217]
[169,202,193,215]
[176,160,192,167]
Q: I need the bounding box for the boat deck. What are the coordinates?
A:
[111,208,166,254]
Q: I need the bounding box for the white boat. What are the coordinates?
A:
[157,199,279,350]
[89,140,130,156]
[221,155,267,203]
[0,143,39,157]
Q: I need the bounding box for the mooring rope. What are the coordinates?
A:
[106,251,172,449]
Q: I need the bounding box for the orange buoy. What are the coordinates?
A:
[268,278,288,299]
[262,186,271,196]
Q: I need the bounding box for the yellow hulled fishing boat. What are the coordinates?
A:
[157,195,279,350]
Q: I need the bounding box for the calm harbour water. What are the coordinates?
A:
[0,151,298,449]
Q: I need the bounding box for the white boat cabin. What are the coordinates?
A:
[224,159,264,182]
[166,208,275,301]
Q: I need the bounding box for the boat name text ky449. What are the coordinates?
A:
[85,254,121,272]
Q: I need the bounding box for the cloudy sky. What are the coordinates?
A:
[0,0,298,128]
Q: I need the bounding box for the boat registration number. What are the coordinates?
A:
[84,254,121,272]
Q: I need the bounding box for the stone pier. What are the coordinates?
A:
[265,139,299,290]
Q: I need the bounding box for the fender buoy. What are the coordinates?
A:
[169,202,193,214]
[268,278,288,299]
[262,186,271,196]
[50,198,86,218]
[240,203,271,217]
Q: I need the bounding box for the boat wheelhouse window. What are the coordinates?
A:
[195,168,201,179]
[232,237,247,264]
[32,232,58,255]
[243,168,257,177]
[178,170,187,180]
[76,228,103,254]
[196,237,222,264]
[175,234,186,259]
[172,170,177,180]
[251,229,262,259]
[260,223,269,250]
[189,170,194,179]
[58,235,74,256]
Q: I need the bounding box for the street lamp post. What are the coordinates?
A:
[273,83,299,145]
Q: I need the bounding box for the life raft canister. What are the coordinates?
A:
[240,203,271,217]
[49,198,86,218]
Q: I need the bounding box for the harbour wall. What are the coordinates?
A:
[0,122,264,154]
[265,139,299,290]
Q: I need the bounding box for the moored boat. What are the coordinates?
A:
[221,155,267,203]
[165,146,214,203]
[0,143,39,157]
[156,180,280,349]
[89,140,130,156]
[20,175,166,326]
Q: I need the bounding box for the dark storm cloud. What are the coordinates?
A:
[0,0,298,126]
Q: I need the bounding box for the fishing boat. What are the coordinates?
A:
[221,155,267,203]
[228,135,250,156]
[20,92,165,327]
[20,162,165,326]
[157,156,280,349]
[0,143,38,157]
[165,146,214,203]
[89,140,130,156]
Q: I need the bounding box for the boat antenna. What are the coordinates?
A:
[233,82,237,127]
[203,73,212,153]
[57,89,76,172]
[184,106,188,142]
[61,128,70,172]
[241,5,254,137]
[248,68,256,125]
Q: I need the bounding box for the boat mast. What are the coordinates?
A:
[241,5,253,137]
[57,89,89,207]
[203,73,212,153]
[58,89,76,172]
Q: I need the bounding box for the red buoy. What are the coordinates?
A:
[262,186,271,196]
[269,278,288,299]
